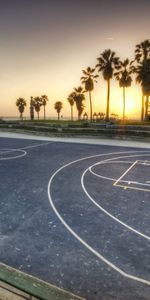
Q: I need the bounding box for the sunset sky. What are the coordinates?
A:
[0,0,149,119]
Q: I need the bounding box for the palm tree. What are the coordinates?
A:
[67,92,75,121]
[30,96,34,121]
[33,97,42,120]
[83,112,88,120]
[41,95,49,120]
[114,59,133,121]
[16,97,27,120]
[96,49,120,121]
[134,39,150,120]
[73,87,85,120]
[98,112,105,120]
[93,112,97,121]
[135,59,150,119]
[54,101,63,120]
[135,40,150,62]
[81,67,98,121]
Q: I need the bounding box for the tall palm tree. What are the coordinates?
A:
[33,97,42,120]
[135,40,150,62]
[81,67,98,121]
[134,39,150,120]
[67,92,75,121]
[41,95,49,120]
[30,96,34,121]
[135,59,150,119]
[73,87,85,120]
[16,97,27,120]
[114,59,133,121]
[96,49,120,121]
[54,101,63,120]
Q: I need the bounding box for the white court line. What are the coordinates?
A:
[115,183,150,192]
[119,182,150,188]
[48,150,150,286]
[89,161,132,182]
[0,149,26,160]
[0,142,53,160]
[0,149,8,154]
[20,141,52,150]
[90,162,150,188]
[82,153,150,241]
[0,141,52,153]
[113,160,138,187]
[0,148,23,155]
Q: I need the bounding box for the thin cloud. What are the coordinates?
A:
[106,37,114,40]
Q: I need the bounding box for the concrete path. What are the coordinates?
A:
[0,131,150,149]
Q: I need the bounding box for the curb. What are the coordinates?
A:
[0,263,85,300]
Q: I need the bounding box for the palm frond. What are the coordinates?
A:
[82,70,88,75]
[114,72,120,76]
[96,57,104,64]
[91,68,95,73]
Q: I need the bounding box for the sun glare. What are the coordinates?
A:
[125,98,135,114]
[115,88,142,119]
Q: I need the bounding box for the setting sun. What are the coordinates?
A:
[125,98,136,114]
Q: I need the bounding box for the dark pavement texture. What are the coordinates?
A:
[0,137,150,300]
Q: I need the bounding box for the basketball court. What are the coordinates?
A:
[0,134,150,300]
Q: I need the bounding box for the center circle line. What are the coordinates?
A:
[81,152,150,241]
[47,150,150,286]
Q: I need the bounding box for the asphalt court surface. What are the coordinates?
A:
[0,137,150,300]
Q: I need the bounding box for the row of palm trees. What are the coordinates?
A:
[67,39,150,122]
[16,95,64,120]
[16,95,48,120]
[16,39,150,122]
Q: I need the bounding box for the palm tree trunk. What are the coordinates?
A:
[30,104,34,121]
[106,79,110,121]
[145,95,149,120]
[38,112,39,120]
[58,112,60,120]
[71,106,73,121]
[20,112,23,120]
[123,87,125,122]
[141,93,144,121]
[44,105,46,120]
[89,91,92,121]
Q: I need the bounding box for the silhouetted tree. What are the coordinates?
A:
[30,96,34,121]
[134,39,150,120]
[93,112,97,121]
[110,113,119,121]
[33,97,42,120]
[83,112,88,120]
[16,97,27,120]
[54,101,63,120]
[73,87,85,120]
[114,59,133,121]
[96,49,120,120]
[81,67,98,121]
[67,92,75,121]
[41,95,49,120]
[135,40,150,62]
[135,59,150,119]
